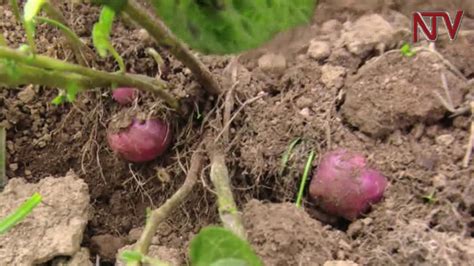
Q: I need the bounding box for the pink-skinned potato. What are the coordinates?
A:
[309,149,388,220]
[112,87,138,105]
[107,118,171,162]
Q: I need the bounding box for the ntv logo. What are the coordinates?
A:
[412,10,464,42]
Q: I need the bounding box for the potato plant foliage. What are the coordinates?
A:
[152,0,317,54]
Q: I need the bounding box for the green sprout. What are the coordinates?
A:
[422,191,437,204]
[279,137,302,176]
[400,43,416,57]
[0,192,42,234]
[295,150,315,208]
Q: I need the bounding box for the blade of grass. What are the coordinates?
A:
[9,0,22,22]
[0,192,42,234]
[0,126,5,189]
[279,137,301,176]
[295,150,315,208]
[0,33,6,46]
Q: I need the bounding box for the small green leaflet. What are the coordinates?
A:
[51,83,80,105]
[120,250,143,263]
[0,192,42,234]
[92,6,125,71]
[92,6,115,58]
[400,43,416,57]
[152,0,317,54]
[190,226,263,266]
[120,250,170,266]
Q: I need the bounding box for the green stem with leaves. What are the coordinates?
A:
[122,0,222,96]
[0,46,178,108]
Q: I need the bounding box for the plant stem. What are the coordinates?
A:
[0,126,6,190]
[209,149,246,239]
[0,46,178,108]
[131,150,204,266]
[122,0,222,96]
[42,2,91,66]
[0,62,97,89]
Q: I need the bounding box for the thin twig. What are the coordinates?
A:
[440,73,454,110]
[122,0,222,95]
[131,149,204,266]
[413,47,467,82]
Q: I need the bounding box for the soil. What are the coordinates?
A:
[1,0,473,265]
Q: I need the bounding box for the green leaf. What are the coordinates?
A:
[51,91,66,106]
[23,0,46,21]
[151,0,317,54]
[400,43,416,57]
[65,83,80,102]
[92,6,125,71]
[0,192,42,234]
[23,0,46,51]
[120,250,170,266]
[211,258,249,266]
[92,6,115,57]
[190,226,262,266]
[120,250,143,263]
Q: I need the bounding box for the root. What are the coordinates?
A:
[130,147,204,265]
[215,92,267,143]
[433,73,474,168]
[462,103,474,168]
